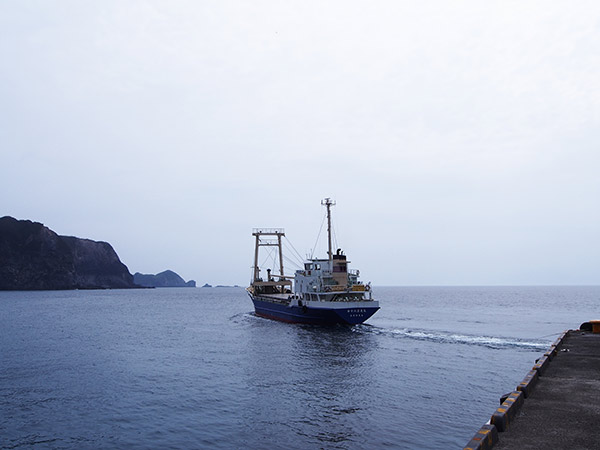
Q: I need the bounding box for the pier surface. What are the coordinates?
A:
[495,330,600,450]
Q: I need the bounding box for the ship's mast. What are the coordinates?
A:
[321,198,336,261]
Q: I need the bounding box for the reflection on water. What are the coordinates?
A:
[294,326,377,447]
[240,317,377,448]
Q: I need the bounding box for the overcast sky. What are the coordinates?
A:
[1,1,599,286]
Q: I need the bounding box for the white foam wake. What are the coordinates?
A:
[356,325,550,350]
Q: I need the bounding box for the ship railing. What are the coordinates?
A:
[269,274,295,280]
[252,228,285,235]
[348,269,360,276]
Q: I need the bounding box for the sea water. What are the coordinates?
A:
[1,286,598,449]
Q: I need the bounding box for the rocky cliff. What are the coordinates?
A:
[0,216,136,290]
[133,270,196,288]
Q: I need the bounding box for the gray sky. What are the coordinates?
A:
[1,1,599,286]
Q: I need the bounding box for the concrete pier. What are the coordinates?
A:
[465,326,600,450]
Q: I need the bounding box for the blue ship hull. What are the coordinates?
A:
[250,296,379,325]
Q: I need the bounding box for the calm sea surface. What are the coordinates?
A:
[1,286,599,449]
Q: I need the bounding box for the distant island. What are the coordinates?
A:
[0,216,137,290]
[133,270,196,288]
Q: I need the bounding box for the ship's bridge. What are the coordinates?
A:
[294,248,366,297]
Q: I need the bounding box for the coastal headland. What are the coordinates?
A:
[0,216,136,290]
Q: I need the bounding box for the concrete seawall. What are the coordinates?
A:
[464,322,600,450]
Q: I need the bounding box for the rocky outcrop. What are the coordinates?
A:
[133,270,196,288]
[0,216,136,290]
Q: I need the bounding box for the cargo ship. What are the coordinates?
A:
[247,198,380,325]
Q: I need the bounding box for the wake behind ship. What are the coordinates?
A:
[246,198,380,325]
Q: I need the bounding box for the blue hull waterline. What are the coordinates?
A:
[250,296,379,325]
